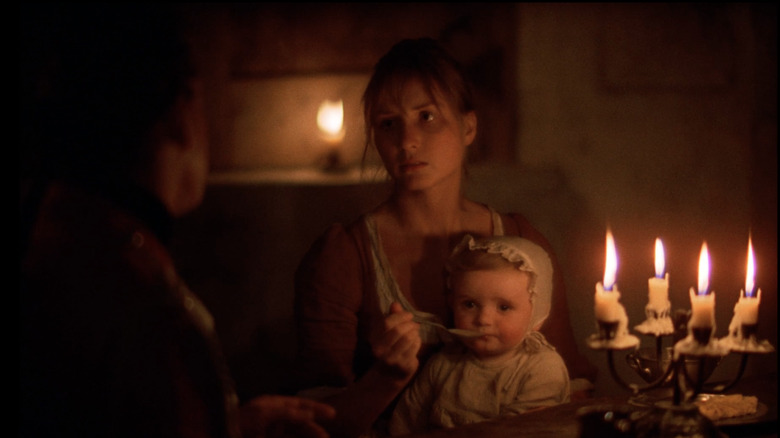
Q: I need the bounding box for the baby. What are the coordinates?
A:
[388,235,571,435]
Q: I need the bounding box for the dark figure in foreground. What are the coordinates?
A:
[20,5,334,437]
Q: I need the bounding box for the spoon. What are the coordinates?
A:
[414,318,483,339]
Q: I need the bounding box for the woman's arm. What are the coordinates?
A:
[293,225,422,438]
[317,302,421,437]
[293,224,365,389]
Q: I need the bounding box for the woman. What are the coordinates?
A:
[293,38,596,438]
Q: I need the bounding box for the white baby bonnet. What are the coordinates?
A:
[448,234,554,331]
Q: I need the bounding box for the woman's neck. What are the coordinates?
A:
[384,189,481,237]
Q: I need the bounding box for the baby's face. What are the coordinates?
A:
[450,267,532,364]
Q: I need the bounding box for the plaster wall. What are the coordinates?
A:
[172,3,777,399]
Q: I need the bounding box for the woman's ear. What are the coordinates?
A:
[462,110,477,147]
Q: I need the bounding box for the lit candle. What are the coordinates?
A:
[317,99,345,143]
[689,242,715,329]
[647,238,670,312]
[734,236,761,324]
[595,230,624,322]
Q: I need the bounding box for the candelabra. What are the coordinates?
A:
[589,308,773,397]
[582,233,774,437]
[586,293,774,437]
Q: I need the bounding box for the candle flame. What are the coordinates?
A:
[746,236,755,298]
[698,242,710,296]
[317,99,345,139]
[604,229,617,291]
[655,238,665,278]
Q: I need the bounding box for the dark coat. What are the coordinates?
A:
[20,180,240,438]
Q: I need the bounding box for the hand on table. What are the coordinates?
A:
[239,395,336,438]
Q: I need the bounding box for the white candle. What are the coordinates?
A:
[596,282,624,322]
[648,238,670,311]
[689,242,715,328]
[594,230,623,321]
[689,288,715,328]
[735,236,760,324]
[735,291,761,325]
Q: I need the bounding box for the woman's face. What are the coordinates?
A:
[371,78,476,193]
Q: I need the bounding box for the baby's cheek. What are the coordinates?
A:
[452,312,472,329]
[502,324,528,345]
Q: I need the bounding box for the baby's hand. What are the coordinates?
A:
[371,302,422,382]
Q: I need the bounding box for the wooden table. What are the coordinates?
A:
[404,372,777,438]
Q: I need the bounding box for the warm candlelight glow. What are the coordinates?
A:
[746,236,755,298]
[604,230,617,291]
[655,238,665,278]
[697,242,710,296]
[317,99,345,142]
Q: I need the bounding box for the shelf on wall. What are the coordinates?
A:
[208,165,388,186]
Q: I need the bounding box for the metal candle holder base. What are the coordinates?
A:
[588,311,774,406]
[739,323,758,340]
[587,320,639,351]
[690,326,713,346]
[723,323,775,354]
[599,320,620,340]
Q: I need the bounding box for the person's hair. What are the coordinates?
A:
[22,4,196,182]
[360,38,476,165]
